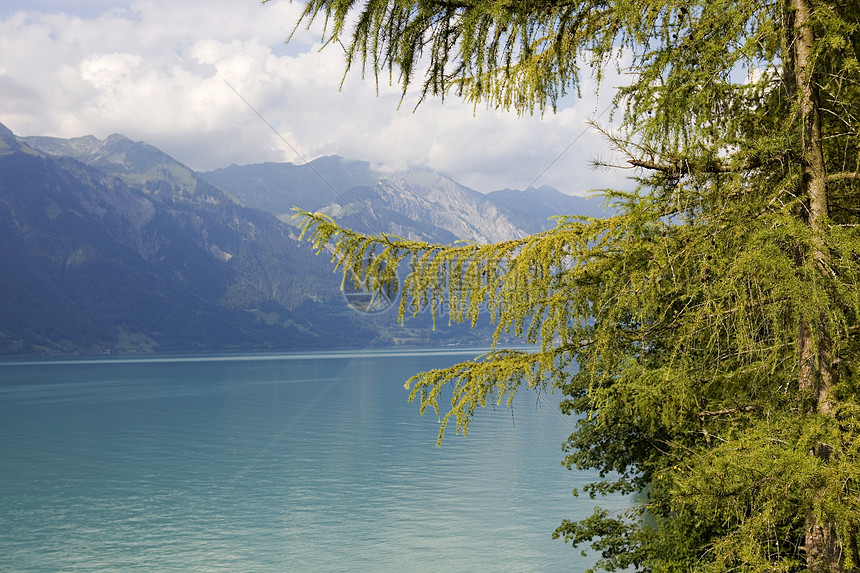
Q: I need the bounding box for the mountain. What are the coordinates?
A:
[202,156,381,217]
[1,123,607,355]
[316,170,524,243]
[203,161,604,243]
[24,132,233,206]
[1,125,378,354]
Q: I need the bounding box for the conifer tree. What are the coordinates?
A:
[286,0,860,569]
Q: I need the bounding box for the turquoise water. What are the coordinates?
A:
[0,349,632,572]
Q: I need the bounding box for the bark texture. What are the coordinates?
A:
[790,0,841,569]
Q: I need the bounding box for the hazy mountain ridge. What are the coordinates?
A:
[204,159,604,244]
[202,157,380,216]
[486,186,610,234]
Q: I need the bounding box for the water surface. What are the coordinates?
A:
[0,349,632,571]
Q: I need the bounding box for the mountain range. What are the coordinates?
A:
[203,159,607,242]
[0,122,607,355]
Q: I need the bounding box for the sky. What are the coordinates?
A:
[0,0,629,195]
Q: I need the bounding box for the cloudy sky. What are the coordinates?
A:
[1,0,629,195]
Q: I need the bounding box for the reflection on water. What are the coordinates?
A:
[0,349,632,572]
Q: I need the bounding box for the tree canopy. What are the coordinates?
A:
[286,0,860,569]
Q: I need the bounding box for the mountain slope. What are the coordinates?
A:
[1,125,376,354]
[22,129,338,311]
[320,171,524,243]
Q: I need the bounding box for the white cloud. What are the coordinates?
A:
[0,0,631,195]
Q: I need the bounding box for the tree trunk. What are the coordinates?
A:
[789,0,841,570]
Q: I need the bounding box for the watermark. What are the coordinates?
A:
[342,269,398,314]
[342,257,505,317]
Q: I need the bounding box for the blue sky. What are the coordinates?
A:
[0,0,627,194]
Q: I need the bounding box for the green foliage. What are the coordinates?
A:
[290,0,860,568]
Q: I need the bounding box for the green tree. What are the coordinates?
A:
[286,0,860,569]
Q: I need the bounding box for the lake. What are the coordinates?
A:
[0,348,632,572]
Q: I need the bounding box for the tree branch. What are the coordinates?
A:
[627,159,705,176]
[696,405,757,419]
[628,158,761,176]
[826,172,860,183]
